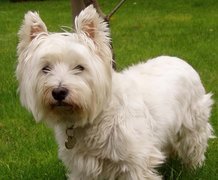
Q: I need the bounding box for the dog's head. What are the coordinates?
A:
[16,5,113,126]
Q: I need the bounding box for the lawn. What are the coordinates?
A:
[0,0,217,179]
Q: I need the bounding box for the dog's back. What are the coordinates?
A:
[115,55,213,167]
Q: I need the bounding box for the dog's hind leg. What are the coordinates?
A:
[176,93,214,168]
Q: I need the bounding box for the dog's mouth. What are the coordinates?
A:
[52,101,70,107]
[50,101,80,111]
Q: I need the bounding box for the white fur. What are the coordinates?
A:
[16,5,213,180]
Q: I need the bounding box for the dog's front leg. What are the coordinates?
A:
[65,153,103,180]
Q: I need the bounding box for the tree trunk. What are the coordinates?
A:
[70,0,126,70]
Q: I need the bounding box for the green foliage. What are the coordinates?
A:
[0,0,217,179]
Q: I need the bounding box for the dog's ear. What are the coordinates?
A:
[75,5,110,47]
[18,11,48,54]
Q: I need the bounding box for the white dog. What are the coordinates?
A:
[16,5,213,180]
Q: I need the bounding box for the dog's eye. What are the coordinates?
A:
[74,65,85,71]
[42,66,51,74]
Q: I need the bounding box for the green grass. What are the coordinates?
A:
[0,0,217,179]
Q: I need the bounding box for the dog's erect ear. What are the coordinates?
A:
[18,11,48,54]
[75,5,110,47]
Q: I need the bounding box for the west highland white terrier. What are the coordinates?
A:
[16,5,213,180]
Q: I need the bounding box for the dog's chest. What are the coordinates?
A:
[72,127,127,178]
[73,123,119,157]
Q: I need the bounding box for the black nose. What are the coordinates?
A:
[52,87,69,101]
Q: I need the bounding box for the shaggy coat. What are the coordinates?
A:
[17,5,213,180]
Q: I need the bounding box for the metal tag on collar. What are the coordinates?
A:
[65,125,76,149]
[65,136,76,149]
